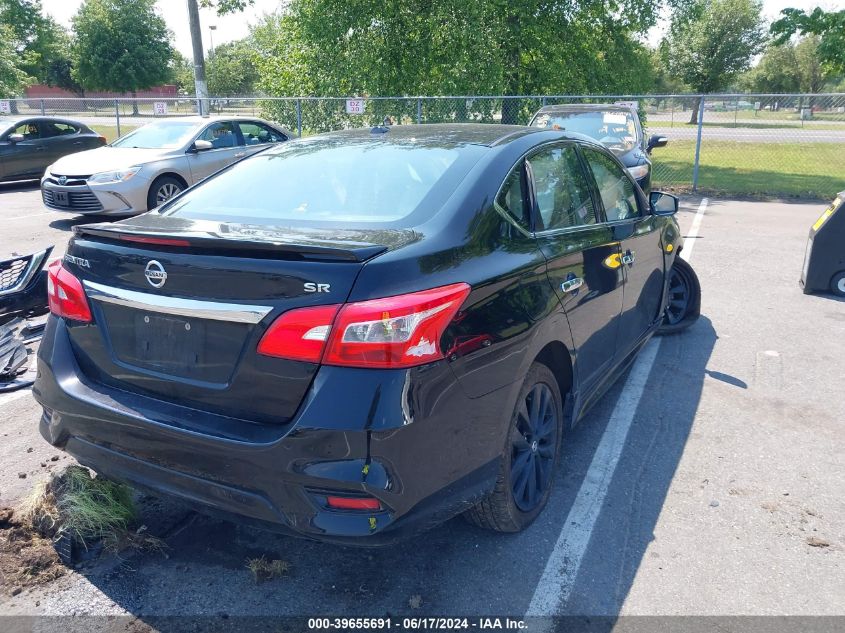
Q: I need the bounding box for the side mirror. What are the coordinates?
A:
[646,134,668,153]
[8,133,24,144]
[650,191,679,216]
[190,139,213,152]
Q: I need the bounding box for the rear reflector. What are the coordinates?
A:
[326,496,381,511]
[257,283,471,368]
[47,260,92,323]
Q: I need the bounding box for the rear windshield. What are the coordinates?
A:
[161,138,483,227]
[531,110,639,152]
[112,121,199,149]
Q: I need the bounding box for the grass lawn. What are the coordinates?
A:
[90,124,139,143]
[652,140,845,199]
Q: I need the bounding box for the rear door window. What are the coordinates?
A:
[581,147,640,222]
[495,167,529,229]
[526,145,597,232]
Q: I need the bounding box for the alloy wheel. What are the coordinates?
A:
[664,265,691,325]
[510,382,558,512]
[156,183,181,205]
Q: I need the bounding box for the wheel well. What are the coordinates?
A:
[152,172,188,190]
[534,341,573,400]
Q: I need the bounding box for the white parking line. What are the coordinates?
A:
[526,198,708,616]
[6,211,54,221]
[0,387,33,408]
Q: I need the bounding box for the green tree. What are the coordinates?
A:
[665,0,766,122]
[170,51,196,96]
[740,42,801,93]
[253,0,669,129]
[771,8,845,75]
[206,39,258,96]
[0,23,29,96]
[72,0,173,113]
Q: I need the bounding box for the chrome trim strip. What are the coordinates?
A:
[83,281,273,324]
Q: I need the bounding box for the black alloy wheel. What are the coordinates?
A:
[511,382,558,512]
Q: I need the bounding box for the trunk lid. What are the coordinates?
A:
[64,217,421,424]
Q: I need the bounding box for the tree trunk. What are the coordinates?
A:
[132,90,139,116]
[688,96,701,125]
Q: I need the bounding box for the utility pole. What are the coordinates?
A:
[209,25,217,59]
[187,0,209,116]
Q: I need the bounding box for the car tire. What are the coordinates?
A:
[147,176,184,210]
[658,257,701,335]
[830,271,845,297]
[464,362,564,533]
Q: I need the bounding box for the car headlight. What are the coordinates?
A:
[87,166,141,184]
[627,164,650,181]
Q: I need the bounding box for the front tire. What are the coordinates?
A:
[464,363,564,532]
[658,257,701,335]
[147,176,184,210]
[830,271,845,297]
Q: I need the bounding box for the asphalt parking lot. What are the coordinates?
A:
[0,182,843,625]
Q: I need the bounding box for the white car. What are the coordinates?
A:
[41,116,292,216]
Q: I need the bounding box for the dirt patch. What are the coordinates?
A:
[0,506,65,596]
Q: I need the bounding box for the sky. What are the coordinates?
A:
[39,0,845,58]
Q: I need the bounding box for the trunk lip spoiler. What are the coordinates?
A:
[83,281,273,324]
[73,225,389,262]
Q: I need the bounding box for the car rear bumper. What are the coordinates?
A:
[33,317,513,545]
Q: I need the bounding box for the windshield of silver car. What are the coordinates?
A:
[111,121,199,149]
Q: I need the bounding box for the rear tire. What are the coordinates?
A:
[147,175,184,210]
[464,363,564,533]
[658,257,701,335]
[830,271,845,297]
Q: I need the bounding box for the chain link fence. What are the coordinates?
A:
[3,93,844,199]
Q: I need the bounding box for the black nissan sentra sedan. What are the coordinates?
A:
[33,124,699,544]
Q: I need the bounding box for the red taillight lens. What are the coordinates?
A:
[324,283,471,368]
[47,261,92,323]
[257,283,471,369]
[257,304,340,362]
[326,495,381,511]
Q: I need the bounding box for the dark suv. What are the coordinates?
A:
[529,104,667,192]
[34,124,698,544]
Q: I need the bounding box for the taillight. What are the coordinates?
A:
[47,260,92,323]
[257,283,471,369]
[257,304,340,363]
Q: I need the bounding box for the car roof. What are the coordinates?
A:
[300,123,596,149]
[0,115,95,128]
[535,103,634,114]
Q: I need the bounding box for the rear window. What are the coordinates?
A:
[161,138,482,227]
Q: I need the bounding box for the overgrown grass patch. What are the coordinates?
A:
[246,556,290,584]
[652,140,845,199]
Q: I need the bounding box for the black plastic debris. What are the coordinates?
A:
[0,246,53,327]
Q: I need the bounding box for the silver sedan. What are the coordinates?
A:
[40,116,291,216]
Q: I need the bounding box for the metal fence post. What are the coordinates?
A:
[40,99,45,115]
[296,99,302,137]
[416,98,422,124]
[692,96,705,192]
[115,99,121,138]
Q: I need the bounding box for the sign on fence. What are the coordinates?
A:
[615,100,639,110]
[0,100,10,114]
[153,102,168,116]
[345,99,365,114]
